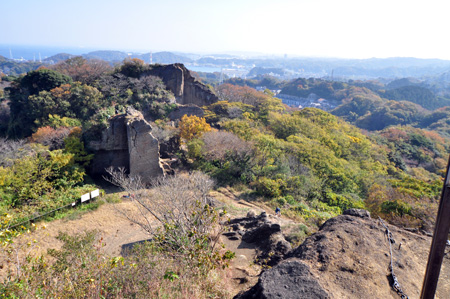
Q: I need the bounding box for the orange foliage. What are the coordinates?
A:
[68,127,83,138]
[216,84,270,105]
[380,127,407,141]
[422,130,445,144]
[50,84,71,98]
[30,126,71,150]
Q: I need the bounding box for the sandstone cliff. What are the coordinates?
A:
[88,107,164,182]
[144,63,218,106]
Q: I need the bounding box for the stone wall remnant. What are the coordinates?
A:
[88,107,164,183]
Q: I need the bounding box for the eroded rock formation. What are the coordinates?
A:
[223,211,292,267]
[236,209,450,299]
[88,107,164,183]
[144,63,218,106]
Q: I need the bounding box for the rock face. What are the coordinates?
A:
[89,107,164,182]
[144,63,218,106]
[237,210,450,299]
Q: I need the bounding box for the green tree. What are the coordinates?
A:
[7,69,72,137]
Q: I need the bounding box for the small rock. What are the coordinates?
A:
[343,209,371,218]
[247,210,257,218]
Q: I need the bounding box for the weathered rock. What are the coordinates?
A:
[343,208,370,218]
[236,260,330,299]
[240,211,450,299]
[225,212,292,266]
[126,111,164,180]
[247,210,257,218]
[144,64,218,106]
[88,107,164,183]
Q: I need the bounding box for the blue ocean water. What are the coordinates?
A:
[0,44,99,60]
[186,66,222,73]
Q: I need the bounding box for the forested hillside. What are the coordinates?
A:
[2,58,450,298]
[1,59,448,230]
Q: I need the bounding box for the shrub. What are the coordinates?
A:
[104,170,234,275]
[323,191,365,213]
[0,230,234,298]
[30,126,71,150]
[253,177,285,198]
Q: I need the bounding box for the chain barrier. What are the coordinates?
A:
[379,217,409,299]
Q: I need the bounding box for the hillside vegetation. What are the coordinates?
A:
[1,59,447,229]
[1,58,449,297]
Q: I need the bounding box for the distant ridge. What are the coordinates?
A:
[81,50,192,64]
[83,50,129,62]
[44,53,76,64]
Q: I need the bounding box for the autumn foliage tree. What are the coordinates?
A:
[51,56,112,85]
[178,115,212,142]
[216,83,270,105]
[30,126,71,150]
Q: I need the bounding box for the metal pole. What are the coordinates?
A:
[421,154,450,299]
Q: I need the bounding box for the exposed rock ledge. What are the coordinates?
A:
[236,209,450,299]
[144,63,218,106]
[223,211,292,266]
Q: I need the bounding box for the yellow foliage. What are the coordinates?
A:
[347,135,361,143]
[179,115,212,142]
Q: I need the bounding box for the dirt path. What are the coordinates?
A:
[7,198,151,258]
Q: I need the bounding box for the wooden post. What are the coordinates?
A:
[421,154,450,299]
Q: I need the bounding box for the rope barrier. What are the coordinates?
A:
[2,189,100,232]
[379,217,409,299]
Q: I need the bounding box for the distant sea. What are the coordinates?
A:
[186,66,222,73]
[0,44,99,61]
[0,45,224,74]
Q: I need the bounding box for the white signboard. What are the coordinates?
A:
[91,189,100,198]
[81,193,90,203]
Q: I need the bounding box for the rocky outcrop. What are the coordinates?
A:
[88,107,164,182]
[126,112,164,180]
[237,210,450,299]
[239,260,330,299]
[224,212,292,266]
[144,63,218,106]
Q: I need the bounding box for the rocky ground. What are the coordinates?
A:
[236,209,450,299]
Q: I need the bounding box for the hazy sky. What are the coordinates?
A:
[3,0,450,59]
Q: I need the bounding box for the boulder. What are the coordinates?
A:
[343,208,371,218]
[126,110,164,181]
[236,260,330,299]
